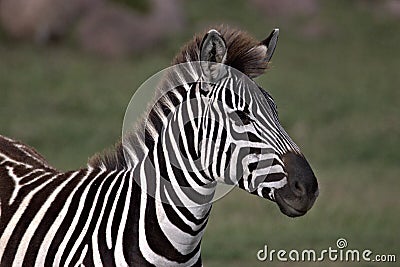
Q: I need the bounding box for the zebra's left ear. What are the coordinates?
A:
[260,28,279,62]
[200,29,227,81]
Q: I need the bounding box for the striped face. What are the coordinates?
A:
[198,29,318,217]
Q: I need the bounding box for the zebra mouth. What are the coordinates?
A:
[274,191,307,218]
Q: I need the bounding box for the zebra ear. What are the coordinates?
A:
[261,28,279,62]
[200,29,227,81]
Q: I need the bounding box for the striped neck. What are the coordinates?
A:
[120,82,216,260]
[124,80,218,202]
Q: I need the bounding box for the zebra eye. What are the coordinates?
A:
[233,110,253,125]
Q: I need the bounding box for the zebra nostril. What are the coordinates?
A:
[292,180,306,197]
[282,152,318,200]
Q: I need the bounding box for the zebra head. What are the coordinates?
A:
[194,28,319,217]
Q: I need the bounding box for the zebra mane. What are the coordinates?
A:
[173,25,269,78]
[88,25,270,170]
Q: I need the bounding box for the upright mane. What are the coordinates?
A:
[89,26,270,170]
[173,25,269,78]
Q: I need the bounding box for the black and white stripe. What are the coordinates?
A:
[0,26,318,266]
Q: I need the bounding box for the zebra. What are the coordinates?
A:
[0,26,319,266]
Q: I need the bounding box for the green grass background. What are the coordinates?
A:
[0,1,399,266]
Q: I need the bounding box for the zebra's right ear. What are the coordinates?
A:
[261,28,279,63]
[200,29,227,81]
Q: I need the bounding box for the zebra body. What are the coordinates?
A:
[0,136,207,266]
[0,26,318,266]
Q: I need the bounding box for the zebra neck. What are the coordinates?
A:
[124,82,217,203]
[120,85,217,256]
[127,131,216,211]
[126,113,217,208]
[124,131,214,259]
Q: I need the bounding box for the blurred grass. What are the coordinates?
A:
[0,1,399,266]
[112,0,151,12]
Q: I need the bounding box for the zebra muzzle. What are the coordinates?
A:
[274,152,319,217]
